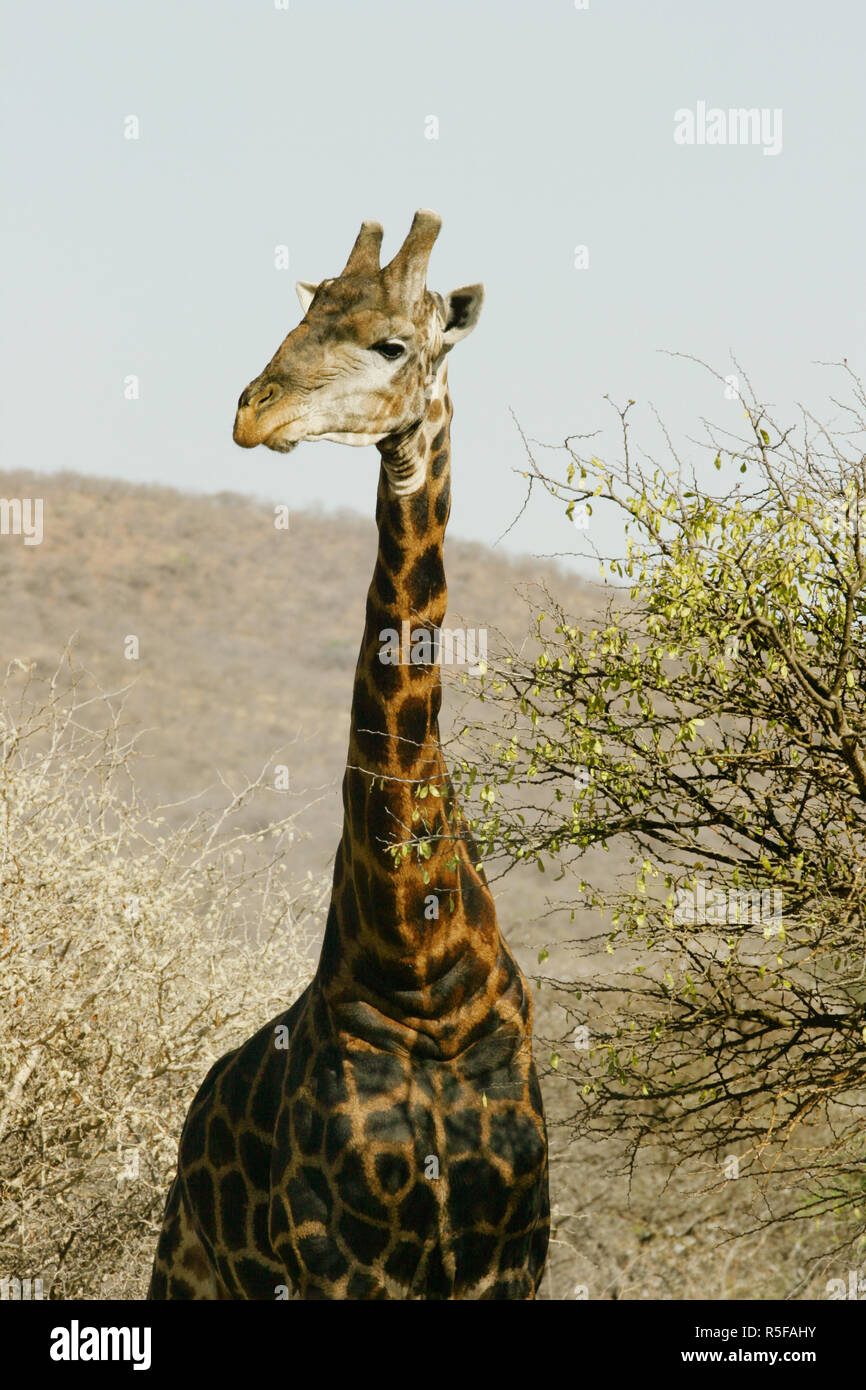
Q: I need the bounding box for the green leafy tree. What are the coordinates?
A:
[445,362,866,1259]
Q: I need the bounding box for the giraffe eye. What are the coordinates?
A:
[371,340,406,360]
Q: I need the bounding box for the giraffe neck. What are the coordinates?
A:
[316,367,507,1054]
[362,363,453,782]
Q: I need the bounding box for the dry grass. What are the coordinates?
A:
[0,654,322,1298]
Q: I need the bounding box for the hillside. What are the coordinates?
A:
[0,469,592,872]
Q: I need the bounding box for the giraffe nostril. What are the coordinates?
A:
[241,382,279,412]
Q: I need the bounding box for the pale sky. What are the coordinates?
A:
[3,0,864,576]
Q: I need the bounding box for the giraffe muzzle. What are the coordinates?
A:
[233,400,294,449]
[233,376,289,448]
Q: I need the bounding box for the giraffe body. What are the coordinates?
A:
[149,213,549,1300]
[152,978,547,1299]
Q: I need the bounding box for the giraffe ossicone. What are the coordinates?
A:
[149,211,550,1300]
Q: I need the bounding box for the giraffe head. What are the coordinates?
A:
[232,211,483,463]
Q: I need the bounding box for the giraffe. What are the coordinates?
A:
[148,211,550,1300]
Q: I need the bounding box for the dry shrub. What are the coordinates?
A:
[0,652,324,1299]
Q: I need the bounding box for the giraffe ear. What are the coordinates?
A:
[296,281,319,314]
[441,284,484,348]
